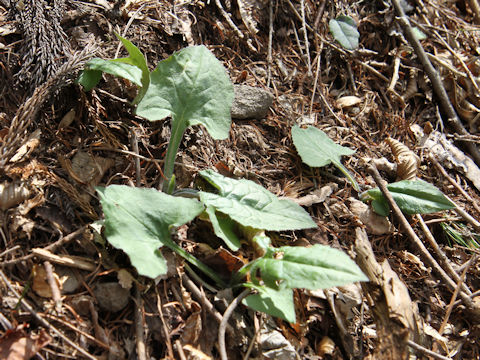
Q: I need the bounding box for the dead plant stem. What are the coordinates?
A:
[135,285,147,360]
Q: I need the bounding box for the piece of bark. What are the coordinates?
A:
[355,227,424,359]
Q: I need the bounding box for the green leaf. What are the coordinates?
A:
[76,69,103,91]
[198,170,317,238]
[97,185,204,279]
[112,33,150,103]
[136,45,234,140]
[243,285,296,323]
[78,58,143,91]
[204,206,242,251]
[329,15,359,50]
[292,125,360,191]
[250,244,368,290]
[360,180,456,216]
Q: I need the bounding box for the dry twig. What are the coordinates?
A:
[218,288,250,360]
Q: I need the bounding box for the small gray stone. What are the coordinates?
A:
[94,282,130,312]
[231,85,274,120]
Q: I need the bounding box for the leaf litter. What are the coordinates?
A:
[1,0,480,359]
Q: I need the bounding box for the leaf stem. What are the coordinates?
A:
[162,117,186,193]
[333,160,360,192]
[165,240,226,287]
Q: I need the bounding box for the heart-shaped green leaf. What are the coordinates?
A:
[97,185,204,279]
[292,125,360,191]
[198,170,317,244]
[136,45,234,140]
[329,15,360,50]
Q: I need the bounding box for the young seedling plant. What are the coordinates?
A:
[78,35,367,322]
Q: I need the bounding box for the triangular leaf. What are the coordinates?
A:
[112,33,150,103]
[252,244,367,290]
[199,170,317,234]
[97,185,204,279]
[243,285,296,323]
[329,15,359,50]
[360,180,455,216]
[136,45,234,140]
[292,125,359,191]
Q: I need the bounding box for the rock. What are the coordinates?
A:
[231,85,274,120]
[94,282,131,312]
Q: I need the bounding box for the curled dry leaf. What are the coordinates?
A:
[317,336,336,356]
[0,181,30,211]
[386,137,420,180]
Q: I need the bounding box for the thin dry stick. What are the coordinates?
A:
[416,214,472,295]
[429,155,480,214]
[155,285,174,359]
[0,269,97,360]
[0,226,86,267]
[131,129,142,186]
[439,255,477,335]
[390,0,480,165]
[300,0,312,75]
[452,205,480,233]
[214,0,256,52]
[44,261,62,313]
[310,49,322,114]
[174,339,187,360]
[468,0,480,24]
[367,164,475,309]
[266,0,273,88]
[180,273,234,336]
[406,340,453,360]
[218,289,251,360]
[134,285,147,360]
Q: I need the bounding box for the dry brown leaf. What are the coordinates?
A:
[181,303,202,345]
[183,344,212,360]
[335,95,362,109]
[0,327,51,360]
[9,129,41,164]
[286,184,337,207]
[58,108,76,129]
[32,264,62,298]
[385,137,420,180]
